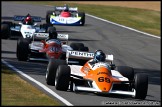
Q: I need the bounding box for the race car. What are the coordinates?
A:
[46,4,85,26]
[1,14,55,39]
[16,33,89,62]
[46,50,148,100]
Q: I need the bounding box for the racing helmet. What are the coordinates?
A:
[49,29,58,39]
[25,16,33,25]
[94,50,106,62]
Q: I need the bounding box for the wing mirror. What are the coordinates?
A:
[33,23,37,26]
[41,40,46,45]
[19,22,23,25]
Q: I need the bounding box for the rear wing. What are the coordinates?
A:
[33,33,69,41]
[55,6,78,12]
[66,50,113,64]
[14,15,41,22]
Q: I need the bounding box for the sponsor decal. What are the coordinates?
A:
[69,51,94,57]
[97,72,109,75]
[35,33,49,37]
[57,34,68,39]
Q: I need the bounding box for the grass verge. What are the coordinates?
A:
[1,63,60,106]
[15,1,160,36]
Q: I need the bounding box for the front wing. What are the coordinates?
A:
[50,15,83,25]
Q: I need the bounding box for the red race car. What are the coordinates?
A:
[16,33,89,61]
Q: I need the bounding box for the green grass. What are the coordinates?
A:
[1,64,60,106]
[15,1,160,36]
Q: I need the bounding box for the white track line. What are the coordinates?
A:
[86,14,160,39]
[45,5,160,39]
[2,59,73,106]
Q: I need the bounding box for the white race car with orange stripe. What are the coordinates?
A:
[46,50,148,99]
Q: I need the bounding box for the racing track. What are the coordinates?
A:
[1,2,161,106]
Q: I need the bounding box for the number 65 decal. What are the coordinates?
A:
[98,77,110,83]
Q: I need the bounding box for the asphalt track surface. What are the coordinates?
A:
[1,2,161,106]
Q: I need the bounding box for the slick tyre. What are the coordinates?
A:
[70,43,84,50]
[79,46,89,52]
[116,66,134,81]
[47,26,56,33]
[40,23,53,32]
[134,73,148,99]
[46,59,67,86]
[78,12,85,26]
[16,38,30,61]
[46,10,53,24]
[55,65,71,91]
[70,43,89,65]
[1,24,10,39]
[70,43,88,51]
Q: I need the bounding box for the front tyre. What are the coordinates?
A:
[46,59,67,86]
[134,73,148,99]
[46,10,54,24]
[78,12,85,26]
[55,65,71,91]
[16,38,30,61]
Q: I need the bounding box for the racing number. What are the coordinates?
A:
[98,77,110,83]
[50,47,59,52]
[59,18,64,22]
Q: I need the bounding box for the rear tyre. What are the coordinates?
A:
[70,43,88,51]
[79,46,89,52]
[16,38,30,61]
[40,23,53,32]
[46,59,67,85]
[47,26,56,33]
[55,65,71,91]
[134,73,148,99]
[116,66,134,81]
[70,43,89,65]
[1,24,10,39]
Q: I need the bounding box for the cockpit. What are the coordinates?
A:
[46,39,61,45]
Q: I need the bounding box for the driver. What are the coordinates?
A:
[60,4,71,17]
[88,50,106,65]
[46,29,58,41]
[23,15,34,25]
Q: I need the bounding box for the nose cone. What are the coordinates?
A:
[96,78,113,92]
[94,67,113,92]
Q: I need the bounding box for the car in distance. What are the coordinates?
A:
[46,4,85,26]
[1,13,55,39]
[16,33,89,62]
